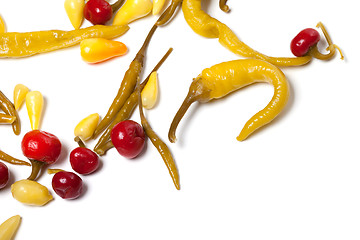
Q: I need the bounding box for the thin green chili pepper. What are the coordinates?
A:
[94,47,173,155]
[93,24,158,139]
[0,113,16,124]
[0,149,31,166]
[156,0,183,26]
[138,77,180,190]
[0,90,20,135]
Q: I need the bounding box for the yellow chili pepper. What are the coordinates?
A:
[13,84,29,110]
[0,15,6,33]
[26,91,43,130]
[74,113,100,141]
[0,215,21,240]
[141,71,158,109]
[80,38,127,63]
[112,0,153,26]
[64,0,85,29]
[169,59,289,142]
[182,0,313,67]
[153,0,167,15]
[11,179,53,206]
[0,25,129,58]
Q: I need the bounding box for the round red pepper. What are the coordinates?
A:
[290,28,320,57]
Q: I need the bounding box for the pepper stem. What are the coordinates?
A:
[310,22,344,60]
[219,0,230,13]
[74,136,86,148]
[111,0,125,13]
[28,159,46,181]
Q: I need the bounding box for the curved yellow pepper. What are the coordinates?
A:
[0,215,21,240]
[64,0,85,29]
[141,71,158,109]
[169,59,289,142]
[11,179,53,206]
[113,0,153,26]
[13,84,29,110]
[74,113,100,141]
[182,0,312,67]
[80,38,127,63]
[26,91,43,130]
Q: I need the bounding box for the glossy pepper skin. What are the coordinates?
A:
[26,91,43,130]
[0,149,31,166]
[0,25,129,58]
[11,179,53,206]
[0,215,21,240]
[0,90,20,135]
[290,28,320,57]
[169,59,289,142]
[94,48,173,155]
[182,0,312,67]
[80,38,127,63]
[93,24,157,139]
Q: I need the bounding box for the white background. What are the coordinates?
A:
[0,0,359,239]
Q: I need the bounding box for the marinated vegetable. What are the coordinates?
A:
[84,0,125,25]
[0,215,21,240]
[64,0,85,29]
[156,0,182,26]
[0,149,31,166]
[74,113,100,141]
[26,91,43,130]
[0,90,20,135]
[52,171,83,199]
[70,137,99,174]
[93,24,157,138]
[13,84,29,110]
[153,0,167,15]
[169,59,289,142]
[111,120,146,159]
[112,0,153,26]
[0,24,129,58]
[80,38,127,63]
[22,130,62,180]
[0,113,16,124]
[141,71,158,109]
[0,162,9,189]
[11,179,53,206]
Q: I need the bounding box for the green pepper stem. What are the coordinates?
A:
[156,0,183,26]
[28,159,46,181]
[111,0,126,13]
[219,0,230,13]
[74,136,86,148]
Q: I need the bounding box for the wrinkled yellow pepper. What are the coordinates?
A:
[141,71,158,109]
[11,179,53,206]
[113,0,153,26]
[153,0,167,15]
[13,84,29,110]
[0,215,21,240]
[26,91,44,130]
[0,15,6,33]
[74,113,100,141]
[64,0,85,29]
[80,38,127,63]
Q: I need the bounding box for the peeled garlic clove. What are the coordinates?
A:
[11,179,53,206]
[113,0,153,26]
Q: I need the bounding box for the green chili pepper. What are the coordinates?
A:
[0,90,20,135]
[156,0,183,26]
[94,47,173,155]
[0,149,31,166]
[93,24,158,139]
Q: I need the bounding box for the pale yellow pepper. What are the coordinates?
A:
[74,113,100,141]
[11,179,53,206]
[0,215,21,240]
[113,0,153,26]
[13,84,29,110]
[153,0,167,15]
[80,38,127,63]
[0,15,6,33]
[141,71,158,109]
[26,91,43,130]
[64,0,85,29]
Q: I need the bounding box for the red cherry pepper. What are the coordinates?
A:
[111,120,146,159]
[52,171,83,199]
[84,0,125,25]
[70,137,99,175]
[290,28,320,57]
[21,130,62,180]
[0,162,9,189]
